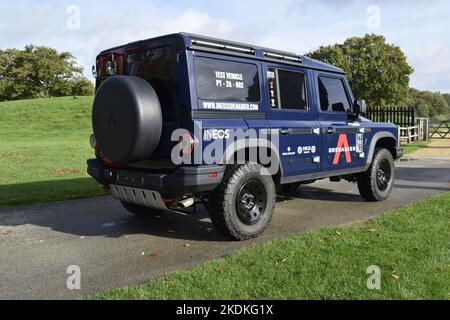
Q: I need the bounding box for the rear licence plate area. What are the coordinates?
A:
[116,172,145,188]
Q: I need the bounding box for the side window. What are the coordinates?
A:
[267,68,307,111]
[194,57,260,102]
[318,77,351,112]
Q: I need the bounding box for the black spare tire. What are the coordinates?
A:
[92,76,162,163]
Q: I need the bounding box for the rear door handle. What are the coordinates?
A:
[326,127,336,134]
[279,129,292,135]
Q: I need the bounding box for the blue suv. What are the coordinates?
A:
[87,33,403,240]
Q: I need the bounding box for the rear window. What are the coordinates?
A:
[126,46,175,107]
[268,68,307,110]
[194,57,260,102]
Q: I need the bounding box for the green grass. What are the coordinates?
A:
[433,114,450,122]
[402,140,430,154]
[0,96,105,207]
[92,192,450,300]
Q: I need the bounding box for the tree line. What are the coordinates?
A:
[0,45,94,102]
[307,34,449,119]
[1,37,449,119]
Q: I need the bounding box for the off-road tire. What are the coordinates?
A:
[209,163,276,241]
[357,148,395,201]
[121,201,162,216]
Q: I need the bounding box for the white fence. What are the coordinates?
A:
[397,118,429,144]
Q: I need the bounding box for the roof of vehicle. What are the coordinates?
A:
[99,32,345,74]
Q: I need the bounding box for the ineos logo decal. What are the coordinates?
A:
[107,112,117,127]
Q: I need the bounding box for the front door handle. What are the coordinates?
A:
[326,127,336,134]
[279,129,292,135]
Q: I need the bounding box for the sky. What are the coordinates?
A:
[1,0,449,93]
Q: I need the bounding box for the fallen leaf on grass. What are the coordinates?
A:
[282,257,289,263]
[215,266,224,273]
[368,228,377,233]
[335,231,342,236]
[391,274,400,280]
[2,229,12,235]
[49,168,83,175]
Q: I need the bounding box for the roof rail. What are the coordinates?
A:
[191,38,256,56]
[188,34,303,66]
[263,51,303,63]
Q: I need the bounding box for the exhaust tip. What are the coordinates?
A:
[176,197,195,209]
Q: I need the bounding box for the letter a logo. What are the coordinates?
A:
[333,134,352,165]
[107,112,117,127]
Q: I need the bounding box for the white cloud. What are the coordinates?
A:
[159,9,234,36]
[1,1,449,93]
[0,4,237,81]
[71,9,236,79]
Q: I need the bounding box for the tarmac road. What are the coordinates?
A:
[0,157,449,300]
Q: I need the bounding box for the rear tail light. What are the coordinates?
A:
[90,134,98,149]
[100,157,125,168]
[91,134,124,168]
[180,133,196,155]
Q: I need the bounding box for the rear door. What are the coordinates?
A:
[316,75,366,172]
[125,37,178,159]
[265,65,320,177]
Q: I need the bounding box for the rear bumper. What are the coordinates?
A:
[394,146,404,160]
[87,158,225,197]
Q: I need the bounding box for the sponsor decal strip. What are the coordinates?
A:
[202,101,259,111]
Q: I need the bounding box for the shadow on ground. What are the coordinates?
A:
[0,181,359,242]
[0,165,448,242]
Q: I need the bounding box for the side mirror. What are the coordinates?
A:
[354,99,367,116]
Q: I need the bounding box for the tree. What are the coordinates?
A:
[406,88,449,118]
[70,77,95,97]
[307,34,414,107]
[442,94,450,113]
[0,45,94,101]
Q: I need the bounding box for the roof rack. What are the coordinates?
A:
[187,34,303,66]
[263,51,303,63]
[191,38,255,56]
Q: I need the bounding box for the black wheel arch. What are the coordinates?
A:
[367,132,399,166]
[222,144,282,185]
